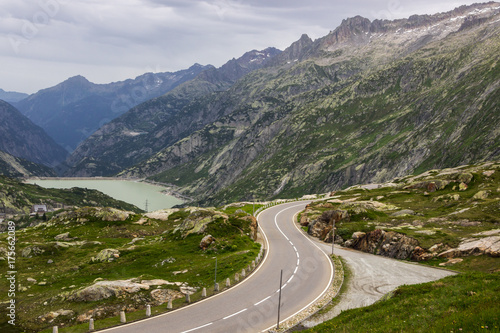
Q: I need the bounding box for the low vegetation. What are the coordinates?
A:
[298,162,500,332]
[0,206,260,332]
[303,271,499,333]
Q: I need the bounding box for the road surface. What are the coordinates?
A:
[300,238,456,327]
[99,201,332,333]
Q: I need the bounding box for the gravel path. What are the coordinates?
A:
[300,244,456,328]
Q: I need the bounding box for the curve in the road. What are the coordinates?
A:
[94,201,334,333]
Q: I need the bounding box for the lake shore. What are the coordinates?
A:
[25,178,186,211]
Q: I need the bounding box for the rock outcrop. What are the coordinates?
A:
[307,210,349,242]
[68,279,150,302]
[438,236,500,258]
[200,235,216,250]
[91,249,120,263]
[344,229,419,260]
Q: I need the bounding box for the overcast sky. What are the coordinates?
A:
[0,0,482,94]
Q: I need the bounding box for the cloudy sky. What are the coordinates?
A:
[0,0,481,94]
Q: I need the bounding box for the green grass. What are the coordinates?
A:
[303,272,500,333]
[0,207,260,332]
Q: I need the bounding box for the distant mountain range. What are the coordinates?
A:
[1,3,499,208]
[62,2,499,206]
[62,47,281,175]
[14,64,211,151]
[0,88,28,103]
[0,100,68,170]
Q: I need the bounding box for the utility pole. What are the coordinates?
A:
[331,220,335,255]
[277,269,283,329]
[252,193,255,216]
[145,199,148,212]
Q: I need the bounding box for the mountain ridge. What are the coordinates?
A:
[65,2,499,205]
[0,100,68,168]
[62,47,281,176]
[14,64,212,151]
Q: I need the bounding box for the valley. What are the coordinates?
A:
[0,2,499,333]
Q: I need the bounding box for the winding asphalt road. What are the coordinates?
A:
[100,201,332,333]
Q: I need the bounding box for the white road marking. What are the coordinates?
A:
[254,295,271,306]
[180,322,213,333]
[262,203,334,332]
[223,308,247,320]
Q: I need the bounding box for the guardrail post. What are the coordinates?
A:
[120,310,126,323]
[167,298,173,309]
[146,304,151,317]
[226,278,231,287]
[52,326,58,333]
[185,293,191,303]
[202,287,207,297]
[235,273,240,282]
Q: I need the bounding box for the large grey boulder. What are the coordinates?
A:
[69,279,150,302]
[91,249,120,262]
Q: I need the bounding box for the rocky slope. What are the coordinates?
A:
[117,3,500,205]
[0,100,68,168]
[63,47,281,176]
[299,161,500,264]
[0,151,56,178]
[63,3,500,206]
[14,64,210,152]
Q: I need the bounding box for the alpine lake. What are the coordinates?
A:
[27,178,183,211]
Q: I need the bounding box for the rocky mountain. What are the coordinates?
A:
[0,89,28,103]
[0,150,56,178]
[63,47,281,176]
[0,100,68,168]
[68,3,500,206]
[300,161,500,262]
[14,64,210,151]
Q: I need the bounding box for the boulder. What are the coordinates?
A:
[438,236,500,258]
[150,289,183,305]
[308,210,349,242]
[21,245,45,258]
[439,258,463,266]
[200,235,215,250]
[391,209,415,217]
[91,249,120,262]
[242,215,259,240]
[352,231,366,239]
[345,229,419,260]
[141,279,175,287]
[174,210,224,238]
[299,215,310,227]
[38,309,75,323]
[54,232,74,241]
[472,191,489,200]
[69,279,150,302]
[411,246,435,261]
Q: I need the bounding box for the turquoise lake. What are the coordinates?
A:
[27,179,183,211]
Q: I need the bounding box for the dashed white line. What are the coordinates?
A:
[180,322,213,333]
[223,308,247,320]
[254,295,271,306]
